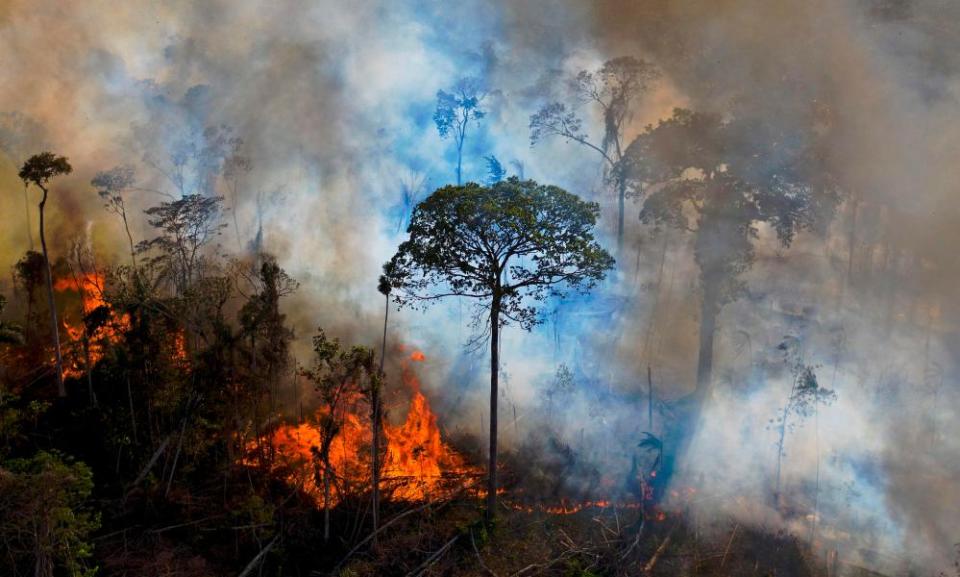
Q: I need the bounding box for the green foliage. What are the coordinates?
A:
[18,151,72,189]
[0,390,49,459]
[0,295,24,345]
[383,177,614,330]
[0,451,100,577]
[302,328,377,485]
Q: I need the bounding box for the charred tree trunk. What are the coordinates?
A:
[486,292,501,522]
[38,185,65,397]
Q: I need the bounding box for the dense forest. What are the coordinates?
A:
[0,1,958,576]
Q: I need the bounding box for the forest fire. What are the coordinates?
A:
[257,350,478,507]
[53,273,129,379]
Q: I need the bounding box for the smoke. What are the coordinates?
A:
[0,0,957,572]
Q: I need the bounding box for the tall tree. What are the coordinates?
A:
[19,152,72,397]
[382,178,614,520]
[620,108,839,458]
[372,275,393,542]
[434,77,487,185]
[530,57,659,255]
[769,337,836,509]
[92,165,139,267]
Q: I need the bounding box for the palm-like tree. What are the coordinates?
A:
[19,152,72,396]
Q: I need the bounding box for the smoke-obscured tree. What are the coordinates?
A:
[396,171,427,233]
[434,77,487,185]
[237,257,297,461]
[545,363,575,418]
[621,109,839,419]
[19,152,72,397]
[92,165,139,267]
[484,155,506,185]
[382,178,614,520]
[530,57,659,255]
[768,337,836,509]
[222,137,251,248]
[302,329,377,542]
[138,194,226,295]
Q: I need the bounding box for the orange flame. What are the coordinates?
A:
[255,351,477,508]
[53,273,129,379]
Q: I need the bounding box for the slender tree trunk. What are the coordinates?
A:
[38,188,65,397]
[456,135,464,186]
[121,209,137,268]
[24,182,34,251]
[617,175,626,257]
[695,289,719,401]
[838,193,860,311]
[647,366,654,431]
[774,407,789,509]
[486,294,501,522]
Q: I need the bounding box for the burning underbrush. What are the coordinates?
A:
[251,350,483,508]
[250,349,667,517]
[53,272,130,380]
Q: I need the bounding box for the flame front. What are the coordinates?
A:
[257,350,477,508]
[53,273,129,380]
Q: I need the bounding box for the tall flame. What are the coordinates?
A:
[254,348,477,507]
[53,273,129,379]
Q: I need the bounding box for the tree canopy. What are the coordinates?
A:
[383,177,615,329]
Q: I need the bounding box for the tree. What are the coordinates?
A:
[484,155,506,185]
[530,57,659,255]
[222,136,252,248]
[138,194,226,295]
[621,108,840,463]
[768,338,836,509]
[373,275,393,542]
[92,165,139,267]
[302,329,377,542]
[434,77,487,185]
[19,152,72,397]
[238,257,297,460]
[396,171,427,234]
[382,178,614,520]
[0,451,100,577]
